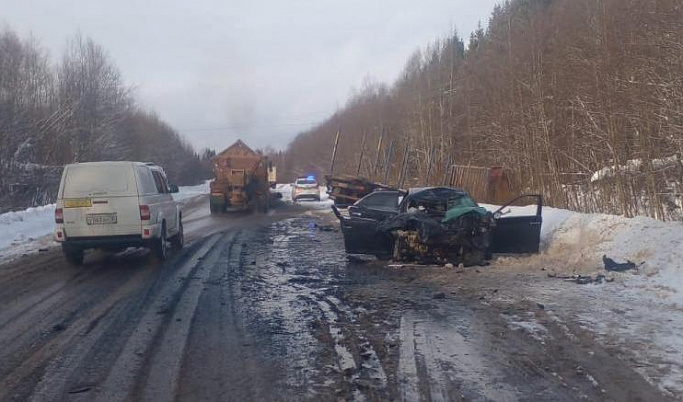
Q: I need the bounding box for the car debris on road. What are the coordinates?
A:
[603,255,642,272]
[548,272,617,285]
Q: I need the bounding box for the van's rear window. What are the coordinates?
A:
[63,165,134,197]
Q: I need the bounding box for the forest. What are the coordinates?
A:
[0,30,210,212]
[282,0,683,221]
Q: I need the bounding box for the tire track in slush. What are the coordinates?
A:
[27,244,209,402]
[140,231,236,401]
[0,267,151,401]
[398,314,421,401]
[93,233,224,402]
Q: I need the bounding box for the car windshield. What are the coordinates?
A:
[296,179,317,185]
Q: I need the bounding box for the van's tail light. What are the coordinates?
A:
[139,205,151,221]
[55,208,64,224]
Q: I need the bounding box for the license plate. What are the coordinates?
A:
[65,198,92,208]
[86,213,117,225]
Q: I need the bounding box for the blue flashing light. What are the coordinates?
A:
[306,175,315,181]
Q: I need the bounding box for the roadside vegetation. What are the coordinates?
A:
[282,0,683,221]
[0,30,212,212]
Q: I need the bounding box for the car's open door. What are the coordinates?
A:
[332,191,399,257]
[489,195,543,254]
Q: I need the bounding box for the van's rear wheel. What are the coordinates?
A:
[171,219,184,249]
[154,223,168,260]
[62,245,84,266]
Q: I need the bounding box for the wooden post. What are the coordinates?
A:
[329,124,341,174]
[356,131,367,177]
[383,140,395,185]
[373,126,385,177]
[398,143,410,189]
[425,147,435,185]
[442,155,453,185]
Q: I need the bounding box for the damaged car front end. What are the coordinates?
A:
[332,187,543,266]
[379,188,493,265]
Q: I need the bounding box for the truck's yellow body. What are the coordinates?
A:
[209,140,272,213]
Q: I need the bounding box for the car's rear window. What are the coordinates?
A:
[296,179,317,185]
[63,164,137,197]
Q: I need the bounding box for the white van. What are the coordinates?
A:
[54,161,183,265]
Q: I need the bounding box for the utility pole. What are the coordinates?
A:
[398,143,410,189]
[329,123,341,174]
[383,140,395,185]
[356,131,367,177]
[425,147,435,185]
[372,126,385,177]
[442,155,453,185]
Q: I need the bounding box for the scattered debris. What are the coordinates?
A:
[548,273,615,285]
[603,255,641,272]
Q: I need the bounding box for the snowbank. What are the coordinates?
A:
[484,202,683,305]
[172,180,210,202]
[590,154,680,183]
[274,183,293,202]
[0,204,56,254]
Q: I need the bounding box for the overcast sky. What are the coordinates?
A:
[1,0,499,152]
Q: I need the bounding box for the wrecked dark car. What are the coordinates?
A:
[331,187,542,266]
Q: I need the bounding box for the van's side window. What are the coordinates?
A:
[151,171,168,194]
[136,166,158,195]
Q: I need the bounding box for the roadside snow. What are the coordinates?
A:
[483,202,683,305]
[172,180,210,202]
[590,154,680,183]
[0,204,56,258]
[274,183,293,202]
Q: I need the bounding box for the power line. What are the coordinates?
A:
[179,120,321,132]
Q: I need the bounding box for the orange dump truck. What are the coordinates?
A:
[209,140,274,213]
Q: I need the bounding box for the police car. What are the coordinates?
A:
[291,175,321,202]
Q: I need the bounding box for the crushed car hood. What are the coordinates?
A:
[442,206,489,223]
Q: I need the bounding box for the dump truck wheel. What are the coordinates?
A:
[210,201,223,214]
